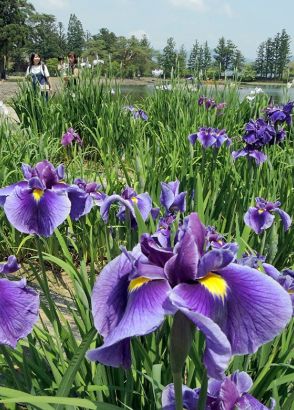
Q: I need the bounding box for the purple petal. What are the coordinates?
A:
[219,377,240,409]
[4,186,71,236]
[0,278,39,347]
[219,263,292,354]
[244,208,275,234]
[273,208,292,231]
[68,186,93,221]
[197,247,237,278]
[136,193,152,220]
[248,150,267,165]
[168,289,232,379]
[262,263,281,281]
[0,181,28,207]
[170,191,187,213]
[231,371,253,395]
[0,256,20,274]
[162,384,199,410]
[165,230,200,285]
[236,393,270,409]
[179,213,206,256]
[140,234,173,267]
[160,181,178,211]
[100,194,135,222]
[88,278,171,367]
[87,339,131,368]
[188,133,198,145]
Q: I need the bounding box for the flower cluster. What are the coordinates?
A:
[0,256,39,348]
[162,371,274,409]
[198,96,226,111]
[87,212,292,380]
[188,127,231,149]
[232,101,293,166]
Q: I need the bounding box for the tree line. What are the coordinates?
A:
[0,0,292,80]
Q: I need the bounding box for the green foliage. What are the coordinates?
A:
[67,13,85,55]
[0,75,293,409]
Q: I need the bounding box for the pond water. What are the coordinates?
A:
[120,83,294,104]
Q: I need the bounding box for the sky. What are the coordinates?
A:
[30,0,294,59]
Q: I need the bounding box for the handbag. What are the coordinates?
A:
[39,83,50,91]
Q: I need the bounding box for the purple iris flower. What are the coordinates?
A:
[152,215,176,248]
[125,106,148,121]
[265,101,294,126]
[68,178,106,221]
[160,180,186,214]
[244,197,292,234]
[263,263,294,314]
[243,119,275,147]
[232,147,267,165]
[198,96,217,109]
[61,128,83,146]
[162,371,274,409]
[237,252,266,269]
[0,256,39,348]
[0,161,71,237]
[189,128,231,149]
[100,186,152,226]
[87,213,292,379]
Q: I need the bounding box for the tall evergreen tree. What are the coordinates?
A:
[202,41,211,74]
[255,42,266,78]
[188,40,199,71]
[177,44,186,76]
[161,37,177,77]
[277,29,291,79]
[67,13,85,55]
[214,37,227,72]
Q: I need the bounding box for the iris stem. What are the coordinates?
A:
[198,368,208,410]
[173,371,183,410]
[260,230,267,256]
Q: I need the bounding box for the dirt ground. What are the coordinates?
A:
[0,76,157,103]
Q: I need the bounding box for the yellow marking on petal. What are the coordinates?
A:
[199,272,227,301]
[128,277,151,292]
[288,290,294,294]
[258,209,265,214]
[33,189,44,202]
[131,196,138,204]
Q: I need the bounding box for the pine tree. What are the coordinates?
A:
[202,41,211,74]
[177,44,186,76]
[188,40,199,71]
[277,29,291,79]
[161,37,177,77]
[214,37,227,73]
[255,42,266,78]
[67,13,85,55]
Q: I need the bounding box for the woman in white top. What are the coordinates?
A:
[26,53,51,99]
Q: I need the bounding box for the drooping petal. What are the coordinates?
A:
[273,208,292,231]
[0,181,28,207]
[262,263,280,281]
[244,208,275,234]
[170,191,186,213]
[219,263,292,355]
[231,371,253,395]
[88,278,171,367]
[4,186,71,236]
[87,339,131,368]
[136,193,152,220]
[140,234,173,267]
[68,185,93,221]
[100,194,135,222]
[168,289,231,379]
[0,278,39,347]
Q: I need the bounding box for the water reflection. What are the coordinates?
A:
[121,83,294,104]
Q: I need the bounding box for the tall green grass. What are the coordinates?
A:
[0,72,292,409]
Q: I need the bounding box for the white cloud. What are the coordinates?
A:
[223,2,235,18]
[169,0,207,12]
[128,30,149,40]
[32,0,69,11]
